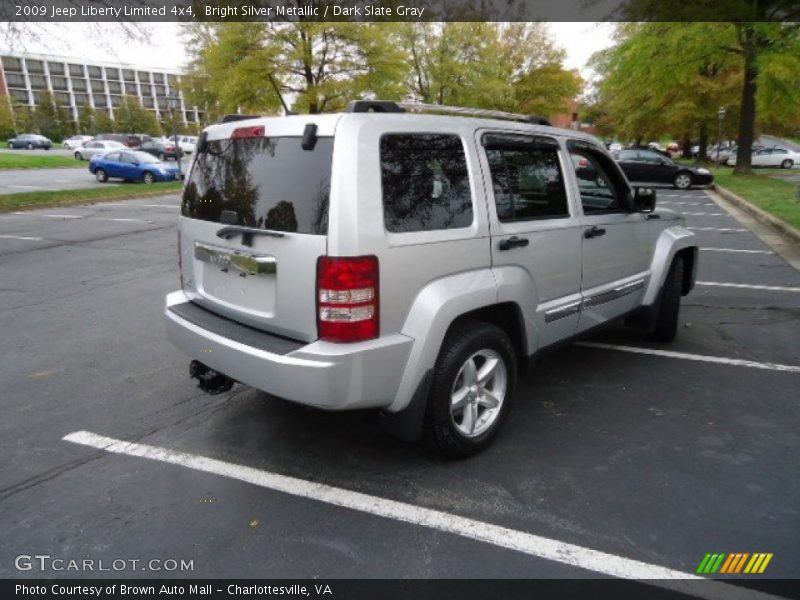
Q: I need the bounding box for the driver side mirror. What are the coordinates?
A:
[633,187,656,212]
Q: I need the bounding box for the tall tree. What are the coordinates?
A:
[113,96,161,135]
[183,22,408,115]
[0,97,15,139]
[30,91,64,141]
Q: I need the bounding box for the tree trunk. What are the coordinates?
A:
[734,32,758,175]
[681,133,692,159]
[698,121,709,162]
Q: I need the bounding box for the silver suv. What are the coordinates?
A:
[166,101,698,457]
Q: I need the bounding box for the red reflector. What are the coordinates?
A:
[317,256,379,343]
[231,125,265,140]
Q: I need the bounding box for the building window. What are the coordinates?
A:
[71,79,87,92]
[28,75,47,89]
[9,89,29,103]
[122,69,135,82]
[87,66,101,78]
[47,62,65,75]
[137,71,151,83]
[5,73,25,87]
[90,80,105,93]
[54,92,71,106]
[92,92,108,106]
[3,56,23,71]
[69,64,84,77]
[73,93,89,106]
[105,68,120,81]
[50,76,68,91]
[107,81,121,94]
[110,95,122,107]
[142,96,155,109]
[153,73,166,84]
[26,59,44,73]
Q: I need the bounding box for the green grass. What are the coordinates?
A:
[712,167,800,230]
[0,152,82,169]
[0,182,183,213]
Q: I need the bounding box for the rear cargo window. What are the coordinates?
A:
[380,134,473,233]
[182,136,332,235]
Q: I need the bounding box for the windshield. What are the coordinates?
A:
[182,136,333,235]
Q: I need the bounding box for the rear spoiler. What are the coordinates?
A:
[220,114,261,123]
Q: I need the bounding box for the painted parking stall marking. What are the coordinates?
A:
[575,342,800,374]
[0,234,44,241]
[62,431,787,600]
[696,281,800,293]
[700,248,774,255]
[687,227,748,233]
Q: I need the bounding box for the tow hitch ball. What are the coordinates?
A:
[189,360,235,395]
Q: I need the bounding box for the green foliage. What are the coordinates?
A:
[30,91,64,141]
[0,97,15,139]
[184,22,408,115]
[182,22,580,118]
[113,95,161,135]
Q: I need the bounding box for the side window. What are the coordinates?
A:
[484,142,569,222]
[105,152,121,161]
[569,147,630,214]
[380,134,473,233]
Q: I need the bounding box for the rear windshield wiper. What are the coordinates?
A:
[216,225,285,247]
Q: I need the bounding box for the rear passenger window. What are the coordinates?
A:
[484,140,568,222]
[380,134,473,233]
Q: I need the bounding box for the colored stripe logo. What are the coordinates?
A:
[697,553,773,574]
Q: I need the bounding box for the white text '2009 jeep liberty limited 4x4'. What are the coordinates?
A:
[166,101,697,457]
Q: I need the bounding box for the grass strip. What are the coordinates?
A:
[0,182,183,213]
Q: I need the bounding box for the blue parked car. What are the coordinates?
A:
[89,149,180,184]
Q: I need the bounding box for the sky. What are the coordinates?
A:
[3,22,615,78]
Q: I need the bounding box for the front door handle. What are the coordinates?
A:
[498,236,529,251]
[584,226,606,239]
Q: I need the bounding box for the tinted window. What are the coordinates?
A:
[616,150,639,161]
[485,144,568,222]
[183,136,332,235]
[380,134,473,233]
[570,148,629,214]
[105,152,121,162]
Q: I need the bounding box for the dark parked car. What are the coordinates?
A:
[7,134,52,150]
[94,133,152,148]
[88,149,180,184]
[613,149,713,189]
[139,139,183,161]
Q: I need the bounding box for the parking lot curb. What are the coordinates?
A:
[713,183,800,246]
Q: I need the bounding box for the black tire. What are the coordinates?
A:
[781,159,793,169]
[95,169,108,183]
[142,171,155,184]
[74,151,82,160]
[424,321,517,458]
[158,152,167,161]
[648,257,684,342]
[673,172,693,190]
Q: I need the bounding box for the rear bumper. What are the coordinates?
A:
[165,290,414,410]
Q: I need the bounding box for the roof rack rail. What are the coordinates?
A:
[345,100,551,125]
[398,102,551,125]
[220,114,262,124]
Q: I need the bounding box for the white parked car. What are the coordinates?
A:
[73,140,125,160]
[165,100,698,456]
[63,135,94,149]
[727,147,800,168]
[177,135,198,154]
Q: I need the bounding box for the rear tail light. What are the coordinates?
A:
[317,256,379,343]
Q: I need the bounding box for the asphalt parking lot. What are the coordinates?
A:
[0,152,192,195]
[0,189,798,594]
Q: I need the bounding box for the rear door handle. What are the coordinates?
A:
[498,236,529,251]
[584,226,606,239]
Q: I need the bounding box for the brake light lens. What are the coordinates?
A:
[231,125,265,140]
[317,256,379,343]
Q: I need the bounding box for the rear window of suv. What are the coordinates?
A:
[182,136,332,235]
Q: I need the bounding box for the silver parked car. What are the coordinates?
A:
[166,101,698,457]
[73,140,125,160]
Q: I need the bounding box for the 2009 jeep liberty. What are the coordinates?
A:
[166,101,697,457]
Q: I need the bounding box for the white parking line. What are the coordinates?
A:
[681,212,725,216]
[697,281,800,293]
[700,248,773,255]
[62,430,785,600]
[576,342,800,374]
[660,202,716,206]
[0,234,43,241]
[140,204,178,209]
[32,213,82,219]
[686,227,747,232]
[9,185,43,190]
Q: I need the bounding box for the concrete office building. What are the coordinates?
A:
[0,51,202,126]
